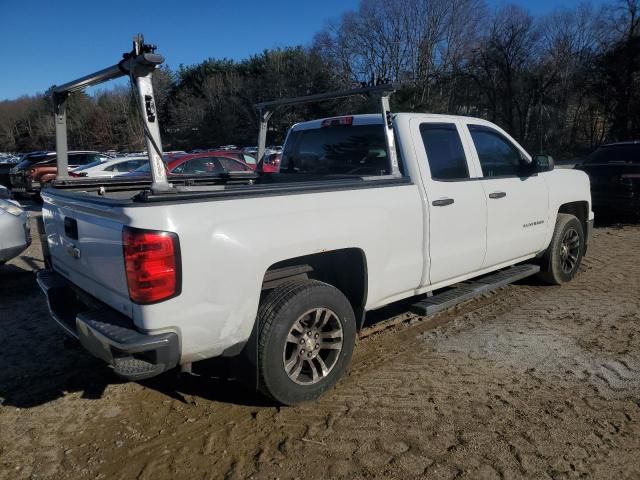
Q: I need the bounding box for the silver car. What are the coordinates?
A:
[0,196,30,265]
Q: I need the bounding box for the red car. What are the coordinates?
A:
[261,152,281,173]
[124,151,255,178]
[167,153,254,174]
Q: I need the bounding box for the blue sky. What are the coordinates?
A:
[0,0,604,101]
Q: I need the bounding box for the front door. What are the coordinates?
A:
[465,124,548,268]
[412,120,488,285]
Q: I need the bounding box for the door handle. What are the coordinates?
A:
[432,198,454,207]
[489,191,507,199]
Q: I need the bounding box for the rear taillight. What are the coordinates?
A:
[123,227,181,304]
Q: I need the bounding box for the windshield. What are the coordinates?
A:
[281,124,390,176]
[134,163,152,173]
[74,159,108,171]
[585,144,640,164]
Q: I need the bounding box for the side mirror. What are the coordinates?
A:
[532,154,554,172]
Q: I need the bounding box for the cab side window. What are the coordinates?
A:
[468,125,523,177]
[420,123,469,180]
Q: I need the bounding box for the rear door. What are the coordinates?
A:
[411,119,487,285]
[464,124,548,267]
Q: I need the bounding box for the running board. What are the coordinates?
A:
[410,264,540,316]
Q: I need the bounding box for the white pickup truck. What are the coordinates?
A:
[37,41,593,404]
[38,110,593,404]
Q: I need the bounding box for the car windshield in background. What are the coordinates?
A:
[133,163,152,173]
[281,124,390,176]
[74,159,108,171]
[585,144,640,164]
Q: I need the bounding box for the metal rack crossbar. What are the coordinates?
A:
[51,35,171,193]
[254,83,401,176]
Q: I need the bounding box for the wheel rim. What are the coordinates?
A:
[559,227,580,274]
[282,308,344,386]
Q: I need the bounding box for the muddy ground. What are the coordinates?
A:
[1,210,639,480]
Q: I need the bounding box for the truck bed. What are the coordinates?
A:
[46,173,410,205]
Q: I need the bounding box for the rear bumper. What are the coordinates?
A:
[37,270,180,380]
[10,172,39,194]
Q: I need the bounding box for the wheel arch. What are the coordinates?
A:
[262,248,368,330]
[557,201,589,251]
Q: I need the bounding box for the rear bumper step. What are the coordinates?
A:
[411,263,540,316]
[37,270,179,380]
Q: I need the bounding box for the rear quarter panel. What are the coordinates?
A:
[124,184,424,362]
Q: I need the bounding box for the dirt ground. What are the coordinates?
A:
[1,210,639,480]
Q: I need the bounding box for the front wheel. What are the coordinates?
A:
[537,213,584,285]
[257,280,356,405]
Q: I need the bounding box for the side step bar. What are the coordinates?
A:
[410,264,540,316]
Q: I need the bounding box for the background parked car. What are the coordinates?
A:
[0,198,30,266]
[575,141,640,217]
[261,152,281,173]
[0,154,22,187]
[10,151,112,196]
[124,151,256,178]
[168,153,254,174]
[70,156,149,178]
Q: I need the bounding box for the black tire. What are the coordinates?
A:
[537,213,584,285]
[257,280,356,405]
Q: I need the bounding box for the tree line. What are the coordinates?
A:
[0,0,638,159]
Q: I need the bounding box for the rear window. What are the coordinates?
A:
[280,124,390,176]
[585,144,640,164]
[420,123,469,180]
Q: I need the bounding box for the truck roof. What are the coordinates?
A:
[290,113,499,131]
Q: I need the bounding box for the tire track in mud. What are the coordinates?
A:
[70,283,542,479]
[2,226,640,480]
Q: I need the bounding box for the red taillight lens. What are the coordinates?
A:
[123,227,181,304]
[320,116,354,127]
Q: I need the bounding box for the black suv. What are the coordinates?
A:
[575,142,640,217]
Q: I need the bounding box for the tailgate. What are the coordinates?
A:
[42,194,133,318]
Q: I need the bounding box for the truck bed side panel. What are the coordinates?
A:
[123,183,424,362]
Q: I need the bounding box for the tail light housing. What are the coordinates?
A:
[123,227,181,304]
[321,116,353,127]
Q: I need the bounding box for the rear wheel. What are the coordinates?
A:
[257,280,356,405]
[538,213,584,285]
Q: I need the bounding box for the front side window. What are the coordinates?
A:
[420,123,469,180]
[281,124,390,176]
[468,125,523,177]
